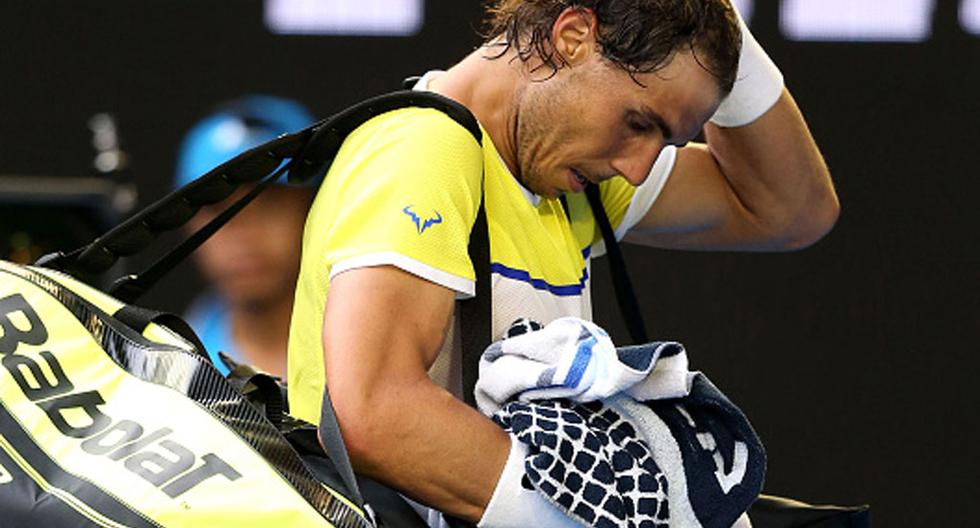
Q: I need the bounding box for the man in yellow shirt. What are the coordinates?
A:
[288,1,838,525]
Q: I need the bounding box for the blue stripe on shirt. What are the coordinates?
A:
[488,246,592,297]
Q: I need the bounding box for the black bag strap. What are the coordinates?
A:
[319,387,367,507]
[223,361,288,430]
[309,95,485,511]
[459,201,490,407]
[113,303,210,356]
[109,163,285,303]
[584,183,649,344]
[36,90,482,300]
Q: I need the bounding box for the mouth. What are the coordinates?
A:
[568,168,588,193]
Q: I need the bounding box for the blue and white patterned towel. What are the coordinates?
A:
[476,318,694,417]
[492,399,670,527]
[477,318,765,528]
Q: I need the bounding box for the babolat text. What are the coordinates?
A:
[0,293,242,498]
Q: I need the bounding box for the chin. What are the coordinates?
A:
[516,175,547,198]
[222,287,282,309]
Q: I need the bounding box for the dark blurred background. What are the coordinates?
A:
[1,1,977,525]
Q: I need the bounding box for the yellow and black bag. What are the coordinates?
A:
[0,90,482,528]
[0,260,372,527]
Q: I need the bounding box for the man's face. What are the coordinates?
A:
[188,186,312,309]
[513,50,722,197]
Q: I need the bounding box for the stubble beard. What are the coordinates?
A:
[513,83,562,197]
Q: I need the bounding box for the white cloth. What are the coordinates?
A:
[475,317,693,417]
[708,3,784,127]
[477,436,580,528]
[475,318,764,528]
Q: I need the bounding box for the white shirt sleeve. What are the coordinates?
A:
[614,145,677,240]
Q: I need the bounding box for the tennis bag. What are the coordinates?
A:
[0,90,481,528]
[0,260,372,527]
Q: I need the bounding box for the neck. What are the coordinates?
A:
[228,291,293,378]
[428,44,526,179]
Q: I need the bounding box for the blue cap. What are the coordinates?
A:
[174,95,314,188]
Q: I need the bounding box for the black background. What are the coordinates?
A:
[1,2,978,526]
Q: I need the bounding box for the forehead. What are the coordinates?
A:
[603,52,722,142]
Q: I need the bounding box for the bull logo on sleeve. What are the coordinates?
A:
[402,205,443,235]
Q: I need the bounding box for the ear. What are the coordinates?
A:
[551,7,598,67]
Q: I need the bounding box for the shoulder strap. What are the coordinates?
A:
[314,93,483,508]
[398,75,491,408]
[584,183,649,344]
[37,90,482,301]
[319,387,366,507]
[459,201,490,407]
[113,304,209,357]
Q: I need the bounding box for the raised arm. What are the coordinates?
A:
[322,265,510,522]
[628,90,838,251]
[627,9,839,251]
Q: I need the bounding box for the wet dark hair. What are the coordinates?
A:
[483,0,741,92]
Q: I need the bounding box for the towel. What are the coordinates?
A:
[476,317,694,417]
[476,318,765,528]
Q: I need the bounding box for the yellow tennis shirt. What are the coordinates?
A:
[287,106,676,424]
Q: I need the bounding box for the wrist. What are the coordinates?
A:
[477,436,576,528]
[709,8,784,128]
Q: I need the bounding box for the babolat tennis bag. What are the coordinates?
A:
[0,260,373,527]
[0,90,482,528]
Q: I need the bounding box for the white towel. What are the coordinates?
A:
[475,318,765,528]
[475,317,694,417]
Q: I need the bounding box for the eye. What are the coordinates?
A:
[626,113,654,134]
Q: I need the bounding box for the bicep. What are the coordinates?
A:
[322,265,456,395]
[626,89,836,251]
[320,266,508,520]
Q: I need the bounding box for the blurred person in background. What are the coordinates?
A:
[176,95,314,377]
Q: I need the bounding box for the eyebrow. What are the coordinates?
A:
[640,105,676,143]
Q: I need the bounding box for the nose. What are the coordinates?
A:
[611,140,664,186]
